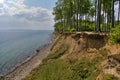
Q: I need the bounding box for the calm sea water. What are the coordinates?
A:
[0,30,52,76]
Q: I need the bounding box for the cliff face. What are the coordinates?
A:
[51,32,108,59]
[51,32,120,80]
[23,32,120,80]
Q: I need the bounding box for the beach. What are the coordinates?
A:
[2,43,52,80]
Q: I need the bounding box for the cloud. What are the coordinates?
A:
[0,0,53,22]
[0,15,54,30]
[15,7,53,22]
[0,0,54,30]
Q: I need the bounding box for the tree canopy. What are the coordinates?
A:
[53,0,120,33]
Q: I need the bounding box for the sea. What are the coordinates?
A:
[0,30,53,76]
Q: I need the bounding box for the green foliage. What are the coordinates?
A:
[98,48,108,59]
[45,44,67,61]
[54,21,95,32]
[53,0,94,32]
[23,58,101,80]
[53,0,116,32]
[79,21,94,31]
[104,74,114,80]
[71,58,100,80]
[54,22,64,33]
[67,27,76,32]
[101,23,111,32]
[23,60,72,80]
[110,25,120,44]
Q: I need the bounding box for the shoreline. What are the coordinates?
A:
[2,41,53,80]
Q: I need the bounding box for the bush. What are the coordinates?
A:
[23,58,101,80]
[110,25,120,44]
[67,27,76,32]
[104,74,114,80]
[71,58,100,80]
[44,44,67,62]
[23,60,72,80]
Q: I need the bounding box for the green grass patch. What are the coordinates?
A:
[98,48,109,60]
[104,74,115,80]
[23,57,101,80]
[44,44,67,62]
[23,43,108,80]
[71,58,100,80]
[22,60,72,80]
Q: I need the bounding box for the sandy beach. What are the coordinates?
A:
[2,43,52,80]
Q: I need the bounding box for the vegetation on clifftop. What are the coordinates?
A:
[110,24,120,44]
[53,0,120,32]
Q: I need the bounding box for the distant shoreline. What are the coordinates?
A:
[1,34,55,80]
[2,43,52,80]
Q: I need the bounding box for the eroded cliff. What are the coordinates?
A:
[23,32,120,80]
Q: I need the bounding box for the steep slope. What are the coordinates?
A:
[23,32,120,80]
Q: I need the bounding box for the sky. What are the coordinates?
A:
[114,1,120,20]
[0,0,57,30]
[0,0,119,30]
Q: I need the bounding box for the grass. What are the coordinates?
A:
[43,44,67,62]
[23,42,109,80]
[109,24,120,44]
[104,74,115,80]
[23,60,72,80]
[98,48,109,60]
[23,54,103,80]
[71,58,101,80]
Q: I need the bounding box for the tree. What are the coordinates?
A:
[96,0,101,31]
[112,0,115,28]
[89,7,95,22]
[53,0,117,33]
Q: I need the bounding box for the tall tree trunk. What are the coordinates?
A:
[70,1,72,29]
[76,0,79,31]
[60,11,63,32]
[96,0,101,32]
[63,1,66,32]
[73,0,76,30]
[95,0,97,31]
[78,0,80,31]
[112,0,114,28]
[79,7,82,31]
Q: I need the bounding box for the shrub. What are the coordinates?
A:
[110,25,120,44]
[104,74,114,80]
[71,58,100,80]
[67,27,76,32]
[23,60,72,80]
[98,48,108,59]
[44,44,67,62]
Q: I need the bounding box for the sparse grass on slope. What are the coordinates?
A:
[43,44,68,62]
[23,57,102,80]
[23,35,109,80]
[23,48,108,80]
[23,60,72,80]
[104,74,116,80]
